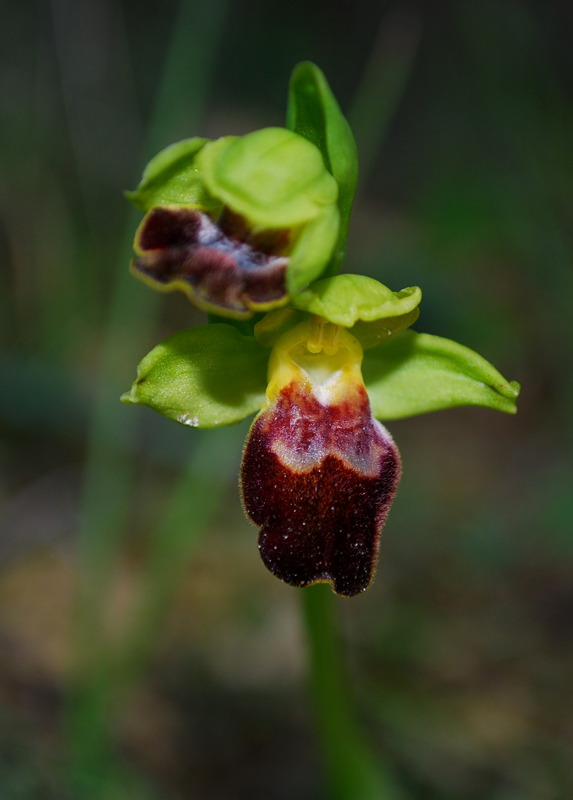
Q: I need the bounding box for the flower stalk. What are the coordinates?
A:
[302,584,398,800]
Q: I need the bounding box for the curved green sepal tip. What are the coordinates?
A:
[121,324,268,428]
[126,137,221,214]
[197,127,338,229]
[286,61,358,273]
[292,274,422,326]
[363,330,521,419]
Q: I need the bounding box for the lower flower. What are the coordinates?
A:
[240,319,401,597]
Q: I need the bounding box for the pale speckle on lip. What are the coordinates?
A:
[178,412,200,427]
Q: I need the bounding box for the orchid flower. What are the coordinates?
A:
[122,63,520,597]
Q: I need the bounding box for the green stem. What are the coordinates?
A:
[301,584,398,800]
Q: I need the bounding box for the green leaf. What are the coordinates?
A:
[197,127,338,228]
[292,274,421,325]
[121,324,268,428]
[363,330,520,419]
[126,137,221,214]
[286,61,359,273]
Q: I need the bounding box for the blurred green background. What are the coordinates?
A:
[1,1,572,798]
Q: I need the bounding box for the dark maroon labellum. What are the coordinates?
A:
[133,206,290,316]
[241,382,401,597]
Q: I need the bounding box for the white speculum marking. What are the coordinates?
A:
[290,347,349,405]
[264,321,394,478]
[268,343,390,477]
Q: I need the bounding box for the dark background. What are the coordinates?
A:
[1,1,572,798]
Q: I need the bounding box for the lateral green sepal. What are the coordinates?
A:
[125,137,220,214]
[362,330,521,419]
[286,61,358,273]
[121,324,268,428]
[292,274,421,326]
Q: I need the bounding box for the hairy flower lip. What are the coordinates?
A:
[241,380,401,597]
[240,321,401,597]
[132,205,293,318]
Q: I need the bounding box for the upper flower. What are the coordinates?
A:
[128,128,340,318]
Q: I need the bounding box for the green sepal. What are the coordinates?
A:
[292,274,421,325]
[362,330,521,419]
[125,138,221,214]
[197,127,339,229]
[121,324,268,428]
[286,61,359,273]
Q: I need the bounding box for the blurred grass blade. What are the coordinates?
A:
[120,427,243,683]
[73,0,227,667]
[349,9,421,182]
[64,1,229,796]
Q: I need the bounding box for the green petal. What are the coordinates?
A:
[197,128,338,229]
[121,324,268,428]
[292,274,422,325]
[125,137,221,214]
[363,330,521,419]
[286,62,358,273]
[351,308,420,349]
[286,203,340,294]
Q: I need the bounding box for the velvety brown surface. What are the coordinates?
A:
[241,382,401,596]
